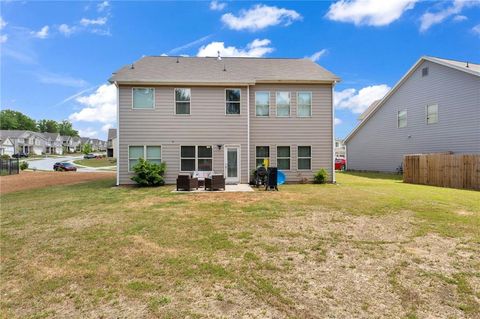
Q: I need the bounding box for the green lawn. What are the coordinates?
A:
[73,158,116,168]
[1,172,479,318]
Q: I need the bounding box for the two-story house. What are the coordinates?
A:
[43,133,64,155]
[110,56,339,185]
[0,130,47,155]
[345,56,480,172]
[335,139,346,159]
[107,128,117,158]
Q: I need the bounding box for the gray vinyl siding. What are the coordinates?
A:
[250,84,334,182]
[118,86,249,184]
[346,60,480,172]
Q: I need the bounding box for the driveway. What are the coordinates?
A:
[26,155,109,172]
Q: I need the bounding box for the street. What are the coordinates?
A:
[26,155,110,172]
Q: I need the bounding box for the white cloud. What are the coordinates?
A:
[80,17,107,26]
[58,24,75,36]
[221,4,301,31]
[97,1,110,12]
[197,39,274,57]
[326,0,417,26]
[0,16,7,30]
[0,34,7,43]
[420,0,479,32]
[334,84,390,114]
[31,25,49,39]
[453,15,468,22]
[101,123,113,133]
[78,127,98,138]
[334,117,342,125]
[36,71,88,87]
[473,24,480,36]
[307,49,328,62]
[210,0,226,11]
[69,84,117,124]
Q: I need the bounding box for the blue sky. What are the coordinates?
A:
[1,0,479,139]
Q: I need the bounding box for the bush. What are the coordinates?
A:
[313,168,328,184]
[20,161,29,171]
[131,158,166,187]
[1,154,10,160]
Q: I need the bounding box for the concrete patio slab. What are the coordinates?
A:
[172,184,254,193]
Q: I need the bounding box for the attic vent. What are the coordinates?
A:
[422,67,428,77]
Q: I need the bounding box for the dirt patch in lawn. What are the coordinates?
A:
[0,171,115,194]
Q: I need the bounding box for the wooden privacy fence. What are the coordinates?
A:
[403,153,480,190]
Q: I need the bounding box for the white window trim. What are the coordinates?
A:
[179,145,214,172]
[225,88,241,116]
[132,87,155,109]
[297,92,312,117]
[255,91,270,117]
[174,88,191,115]
[297,145,312,171]
[255,145,270,167]
[426,104,438,125]
[128,145,162,172]
[276,145,291,171]
[276,91,291,117]
[397,109,407,128]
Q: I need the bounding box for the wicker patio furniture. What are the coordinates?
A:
[205,174,225,191]
[176,174,198,191]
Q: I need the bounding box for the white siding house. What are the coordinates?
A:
[345,56,480,172]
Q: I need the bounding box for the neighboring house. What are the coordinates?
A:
[345,56,480,172]
[0,136,15,156]
[107,128,117,158]
[71,137,82,152]
[0,130,46,155]
[43,133,64,155]
[335,139,346,159]
[110,56,340,185]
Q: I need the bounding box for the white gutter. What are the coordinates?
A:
[247,85,250,183]
[114,81,120,186]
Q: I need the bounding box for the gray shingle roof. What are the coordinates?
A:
[110,56,340,84]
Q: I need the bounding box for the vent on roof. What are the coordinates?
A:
[422,67,428,77]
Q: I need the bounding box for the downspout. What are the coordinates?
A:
[332,82,336,183]
[247,85,250,183]
[115,81,120,186]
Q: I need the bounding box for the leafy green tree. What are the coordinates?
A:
[0,110,37,131]
[37,119,59,133]
[82,143,93,154]
[58,120,79,137]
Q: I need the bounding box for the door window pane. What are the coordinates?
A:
[133,88,154,109]
[255,92,269,116]
[227,149,238,177]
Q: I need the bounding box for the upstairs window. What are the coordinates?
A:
[255,92,270,116]
[256,146,270,167]
[226,89,241,115]
[132,88,154,109]
[175,88,191,115]
[297,92,312,117]
[276,92,290,117]
[426,104,438,124]
[398,109,407,128]
[298,146,311,170]
[277,146,290,170]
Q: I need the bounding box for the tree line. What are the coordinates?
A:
[0,109,79,137]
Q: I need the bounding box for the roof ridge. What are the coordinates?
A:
[425,55,480,66]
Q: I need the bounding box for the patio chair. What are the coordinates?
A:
[205,174,225,191]
[176,174,198,191]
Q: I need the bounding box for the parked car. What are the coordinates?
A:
[53,162,77,171]
[335,158,346,171]
[12,152,28,158]
[84,153,96,159]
